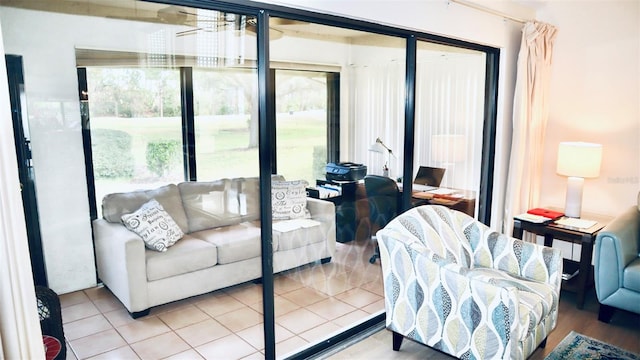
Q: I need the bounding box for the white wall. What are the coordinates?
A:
[536,1,639,217]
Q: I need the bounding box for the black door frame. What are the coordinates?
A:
[5,54,48,287]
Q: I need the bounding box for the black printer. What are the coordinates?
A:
[325,162,367,182]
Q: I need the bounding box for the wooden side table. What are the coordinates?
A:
[512,213,610,309]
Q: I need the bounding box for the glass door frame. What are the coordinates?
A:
[82,0,499,357]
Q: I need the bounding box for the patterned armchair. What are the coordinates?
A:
[377,205,563,359]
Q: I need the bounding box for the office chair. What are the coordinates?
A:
[364,175,400,263]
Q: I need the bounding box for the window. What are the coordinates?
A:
[275,69,329,184]
[87,67,183,217]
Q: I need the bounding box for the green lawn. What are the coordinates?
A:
[92,111,326,187]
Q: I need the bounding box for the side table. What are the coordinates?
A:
[512,214,610,309]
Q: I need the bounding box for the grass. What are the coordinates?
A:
[91,111,326,205]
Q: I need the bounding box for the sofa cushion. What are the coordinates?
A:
[273,219,324,251]
[102,184,189,234]
[146,235,217,281]
[466,267,556,341]
[272,180,309,220]
[191,222,262,264]
[623,257,640,292]
[121,199,184,252]
[178,179,244,233]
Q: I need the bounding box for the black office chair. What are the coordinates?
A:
[364,175,401,263]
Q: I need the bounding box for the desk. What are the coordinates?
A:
[408,188,476,217]
[310,180,476,243]
[512,213,610,309]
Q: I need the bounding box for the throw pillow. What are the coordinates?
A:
[121,199,184,252]
[272,180,309,220]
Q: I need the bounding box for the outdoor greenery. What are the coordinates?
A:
[91,129,134,179]
[146,140,181,178]
[87,67,327,209]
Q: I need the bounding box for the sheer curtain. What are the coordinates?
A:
[414,50,485,192]
[349,49,486,202]
[349,61,405,180]
[503,21,558,235]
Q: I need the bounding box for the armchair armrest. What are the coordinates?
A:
[474,230,563,293]
[92,219,148,313]
[595,206,640,300]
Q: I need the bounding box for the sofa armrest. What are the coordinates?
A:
[306,197,335,223]
[595,206,640,300]
[93,218,148,313]
[377,229,522,357]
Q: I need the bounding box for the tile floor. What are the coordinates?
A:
[60,237,384,359]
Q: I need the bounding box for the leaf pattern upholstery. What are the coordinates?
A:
[378,205,562,359]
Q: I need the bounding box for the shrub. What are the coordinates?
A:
[312,145,327,180]
[146,140,180,177]
[92,129,134,179]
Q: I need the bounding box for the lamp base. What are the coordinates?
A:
[564,176,584,218]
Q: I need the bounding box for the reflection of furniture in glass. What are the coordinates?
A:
[512,211,610,309]
[364,175,400,263]
[594,203,640,322]
[36,286,66,360]
[378,205,562,359]
[314,179,360,243]
[321,181,476,243]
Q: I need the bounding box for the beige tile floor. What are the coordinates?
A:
[60,237,384,359]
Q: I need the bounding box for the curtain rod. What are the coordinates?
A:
[449,0,528,24]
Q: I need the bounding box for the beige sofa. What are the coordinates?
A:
[93,176,336,318]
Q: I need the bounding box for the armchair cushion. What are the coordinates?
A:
[465,267,557,341]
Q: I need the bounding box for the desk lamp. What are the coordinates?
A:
[369,137,394,177]
[556,142,602,218]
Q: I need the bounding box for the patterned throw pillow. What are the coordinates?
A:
[121,199,184,252]
[272,180,309,220]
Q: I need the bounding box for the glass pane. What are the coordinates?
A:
[88,68,183,216]
[194,67,259,180]
[275,69,328,184]
[1,1,264,358]
[414,41,486,217]
[269,17,406,356]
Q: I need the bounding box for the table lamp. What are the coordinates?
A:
[369,137,394,177]
[556,142,602,218]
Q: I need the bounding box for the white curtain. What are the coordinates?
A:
[503,21,558,235]
[349,61,406,180]
[349,49,486,202]
[414,50,485,193]
[0,25,45,359]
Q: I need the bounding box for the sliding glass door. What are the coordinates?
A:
[268,17,406,356]
[2,0,498,358]
[414,41,487,217]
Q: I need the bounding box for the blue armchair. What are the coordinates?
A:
[594,199,640,322]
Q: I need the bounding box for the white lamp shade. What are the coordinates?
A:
[556,142,602,178]
[368,142,388,154]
